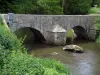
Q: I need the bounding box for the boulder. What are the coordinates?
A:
[63,45,84,53]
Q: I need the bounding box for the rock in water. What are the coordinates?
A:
[63,45,84,53]
[51,52,58,55]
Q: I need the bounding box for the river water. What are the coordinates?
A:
[25,40,100,75]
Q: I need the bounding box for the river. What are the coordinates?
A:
[25,40,100,75]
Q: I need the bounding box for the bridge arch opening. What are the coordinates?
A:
[14,27,46,44]
[73,26,88,40]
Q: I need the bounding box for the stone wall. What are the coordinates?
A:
[3,14,100,44]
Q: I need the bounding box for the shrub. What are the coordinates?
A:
[0,45,10,74]
[9,0,39,14]
[95,17,100,30]
[37,0,63,14]
[63,0,92,15]
[2,52,44,75]
[66,29,75,44]
[88,7,100,14]
[0,26,26,74]
[94,17,100,43]
[1,52,70,75]
[0,26,26,52]
[38,58,70,75]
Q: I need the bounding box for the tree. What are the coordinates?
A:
[37,0,63,14]
[91,0,100,7]
[8,0,39,14]
[63,0,92,15]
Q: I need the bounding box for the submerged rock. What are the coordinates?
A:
[63,45,84,53]
[51,52,58,55]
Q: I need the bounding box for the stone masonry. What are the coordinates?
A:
[3,14,99,45]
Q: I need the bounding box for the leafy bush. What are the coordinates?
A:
[88,7,100,14]
[66,29,74,38]
[0,26,26,52]
[95,17,100,30]
[2,52,70,75]
[0,45,10,74]
[96,35,100,43]
[37,0,63,14]
[38,58,70,75]
[9,0,39,14]
[8,0,63,14]
[66,29,75,44]
[63,0,92,15]
[94,17,100,43]
[0,24,71,74]
[2,52,44,75]
[0,26,26,74]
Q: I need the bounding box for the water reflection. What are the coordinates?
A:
[74,51,95,75]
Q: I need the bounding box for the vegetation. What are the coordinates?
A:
[0,0,100,14]
[88,7,100,14]
[95,17,100,43]
[63,0,92,15]
[9,0,39,14]
[95,17,100,30]
[8,0,63,14]
[66,29,74,38]
[0,16,71,75]
[91,0,100,7]
[66,29,75,44]
[37,0,63,14]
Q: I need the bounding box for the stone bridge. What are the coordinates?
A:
[3,14,98,45]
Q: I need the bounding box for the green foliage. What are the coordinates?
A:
[37,0,63,14]
[66,29,74,44]
[0,16,4,25]
[91,0,100,7]
[38,58,70,74]
[0,0,10,13]
[3,52,44,75]
[0,17,71,75]
[88,7,100,14]
[2,52,70,75]
[95,17,100,30]
[8,0,63,14]
[1,0,98,15]
[95,17,100,43]
[63,0,92,15]
[0,25,26,74]
[66,29,74,38]
[96,35,100,43]
[0,45,10,73]
[9,0,39,14]
[0,26,25,52]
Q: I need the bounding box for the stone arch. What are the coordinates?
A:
[14,27,46,44]
[73,26,88,40]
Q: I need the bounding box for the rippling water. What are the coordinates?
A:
[25,41,100,75]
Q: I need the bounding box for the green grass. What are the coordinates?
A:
[88,7,100,14]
